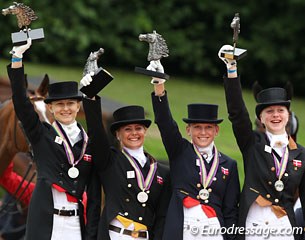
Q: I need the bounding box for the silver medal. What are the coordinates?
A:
[274,180,284,192]
[68,166,79,179]
[199,188,210,200]
[137,191,149,203]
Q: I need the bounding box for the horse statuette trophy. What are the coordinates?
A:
[80,48,114,98]
[135,30,170,80]
[2,2,44,45]
[220,13,247,60]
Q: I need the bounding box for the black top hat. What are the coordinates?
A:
[255,87,290,118]
[44,81,83,103]
[110,105,151,135]
[182,104,223,124]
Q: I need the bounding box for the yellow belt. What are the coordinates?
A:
[116,215,147,231]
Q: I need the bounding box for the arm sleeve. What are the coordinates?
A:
[83,97,112,172]
[298,151,305,229]
[221,161,240,240]
[151,92,185,159]
[151,167,172,239]
[7,65,43,144]
[85,169,101,240]
[223,76,254,157]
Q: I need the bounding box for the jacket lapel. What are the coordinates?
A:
[257,135,275,171]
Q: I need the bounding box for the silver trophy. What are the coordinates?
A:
[135,30,170,80]
[2,2,44,45]
[220,13,247,60]
[80,48,113,98]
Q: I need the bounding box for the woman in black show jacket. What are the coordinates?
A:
[219,44,305,240]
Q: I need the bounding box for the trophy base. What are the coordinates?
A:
[134,67,170,80]
[220,48,247,60]
[12,28,45,46]
[80,68,114,98]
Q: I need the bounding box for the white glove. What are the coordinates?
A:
[80,72,94,87]
[218,45,237,69]
[10,38,32,58]
[151,77,166,85]
[147,60,164,73]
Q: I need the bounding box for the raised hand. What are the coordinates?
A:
[10,38,32,58]
[80,72,94,87]
[218,45,237,69]
[147,60,164,73]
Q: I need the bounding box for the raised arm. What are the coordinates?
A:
[151,166,171,239]
[84,168,101,240]
[151,78,185,159]
[81,75,112,172]
[218,45,254,153]
[221,160,240,239]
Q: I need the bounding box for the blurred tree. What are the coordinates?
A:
[1,0,305,95]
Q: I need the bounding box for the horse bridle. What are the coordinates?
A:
[0,90,46,223]
[0,100,37,217]
[0,159,36,217]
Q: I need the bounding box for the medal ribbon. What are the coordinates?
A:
[122,148,157,191]
[193,144,219,189]
[52,121,88,166]
[272,147,289,180]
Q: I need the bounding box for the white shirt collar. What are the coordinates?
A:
[197,141,214,163]
[266,130,288,156]
[124,146,147,167]
[266,131,288,148]
[59,121,81,146]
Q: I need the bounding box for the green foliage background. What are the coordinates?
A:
[1,0,305,95]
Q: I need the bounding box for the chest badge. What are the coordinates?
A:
[264,145,272,153]
[127,170,135,179]
[55,136,63,145]
[293,160,302,170]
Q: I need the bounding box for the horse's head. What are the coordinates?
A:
[84,48,104,76]
[2,2,37,28]
[139,30,169,61]
[88,48,104,61]
[2,2,21,16]
[139,31,158,44]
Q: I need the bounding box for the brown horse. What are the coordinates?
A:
[0,77,12,103]
[0,75,51,239]
[0,74,51,177]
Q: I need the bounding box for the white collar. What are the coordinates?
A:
[59,121,78,129]
[59,121,81,146]
[266,130,288,149]
[124,146,147,167]
[197,141,214,163]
